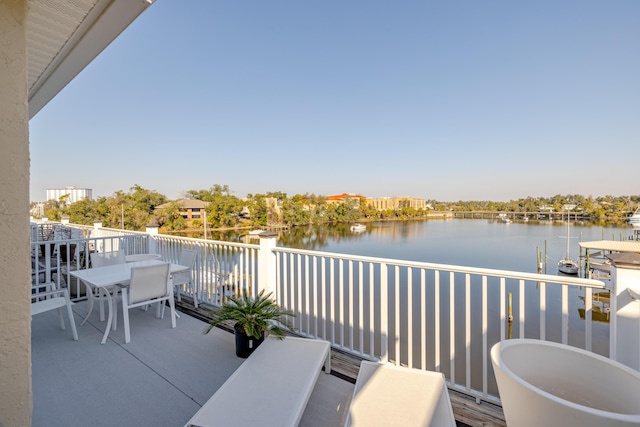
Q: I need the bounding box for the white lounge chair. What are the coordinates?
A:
[345,361,456,426]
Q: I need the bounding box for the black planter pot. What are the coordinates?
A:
[234,324,264,358]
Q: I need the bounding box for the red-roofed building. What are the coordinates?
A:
[326,193,365,206]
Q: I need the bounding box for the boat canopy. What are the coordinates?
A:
[578,240,640,253]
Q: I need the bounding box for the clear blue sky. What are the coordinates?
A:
[29,0,639,202]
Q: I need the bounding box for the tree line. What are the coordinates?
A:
[33,184,639,232]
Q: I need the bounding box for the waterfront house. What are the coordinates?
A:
[326,193,365,207]
[154,199,210,221]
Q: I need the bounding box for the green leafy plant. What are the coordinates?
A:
[204,289,294,339]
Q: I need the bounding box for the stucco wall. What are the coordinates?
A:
[0,1,32,425]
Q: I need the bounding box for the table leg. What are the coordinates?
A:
[100,288,113,345]
[81,282,95,326]
[111,287,118,331]
[161,282,181,319]
[324,348,331,374]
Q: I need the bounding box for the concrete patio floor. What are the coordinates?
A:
[32,300,354,427]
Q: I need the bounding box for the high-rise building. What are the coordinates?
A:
[46,187,92,205]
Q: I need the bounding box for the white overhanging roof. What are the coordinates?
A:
[27,0,154,119]
[579,240,640,253]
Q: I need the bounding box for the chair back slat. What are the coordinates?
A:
[178,249,197,268]
[173,249,197,286]
[129,263,171,304]
[91,251,125,268]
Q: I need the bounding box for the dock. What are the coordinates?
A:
[580,239,640,282]
[449,210,617,222]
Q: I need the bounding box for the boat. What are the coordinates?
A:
[350,223,366,233]
[628,208,640,226]
[558,259,579,275]
[497,213,512,223]
[558,214,579,275]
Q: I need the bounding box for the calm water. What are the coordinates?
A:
[273,218,633,274]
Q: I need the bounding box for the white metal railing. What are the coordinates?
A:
[272,246,608,404]
[152,234,259,306]
[31,233,147,299]
[31,224,260,307]
[97,227,150,255]
[31,224,616,405]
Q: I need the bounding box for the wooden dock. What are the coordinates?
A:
[180,302,506,427]
[449,210,592,221]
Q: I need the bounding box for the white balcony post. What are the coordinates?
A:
[93,221,103,237]
[609,253,640,371]
[60,215,69,225]
[258,232,278,297]
[146,220,160,255]
[93,221,104,252]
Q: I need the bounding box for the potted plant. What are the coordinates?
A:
[204,289,294,358]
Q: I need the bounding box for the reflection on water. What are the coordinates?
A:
[277,219,632,273]
[176,219,633,274]
[578,291,611,323]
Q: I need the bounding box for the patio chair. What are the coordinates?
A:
[31,282,78,340]
[91,251,125,267]
[172,249,198,307]
[120,263,174,344]
[80,251,125,326]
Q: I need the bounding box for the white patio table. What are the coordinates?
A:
[70,260,188,344]
[125,253,162,262]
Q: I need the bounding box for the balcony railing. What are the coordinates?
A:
[30,222,614,406]
[153,234,259,306]
[272,246,608,404]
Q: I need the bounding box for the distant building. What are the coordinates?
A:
[366,197,427,211]
[265,197,284,215]
[46,186,92,205]
[326,193,364,206]
[154,199,210,220]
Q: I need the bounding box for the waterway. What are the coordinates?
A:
[204,218,634,274]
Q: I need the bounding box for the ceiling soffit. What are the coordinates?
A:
[27,0,154,119]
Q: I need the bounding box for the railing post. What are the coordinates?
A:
[258,232,278,297]
[145,220,160,255]
[60,215,69,225]
[93,221,102,238]
[609,253,640,371]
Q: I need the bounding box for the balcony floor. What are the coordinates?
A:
[32,301,355,427]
